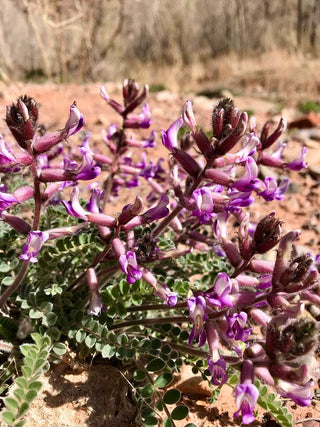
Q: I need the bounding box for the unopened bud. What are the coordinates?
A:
[215,112,248,155]
[6,96,39,149]
[212,98,240,139]
[262,118,286,150]
[253,212,282,254]
[1,211,31,234]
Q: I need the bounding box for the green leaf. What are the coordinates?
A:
[52,342,67,356]
[0,263,10,272]
[29,309,42,319]
[185,424,197,427]
[15,378,28,389]
[154,373,173,388]
[17,401,29,418]
[133,369,145,382]
[85,334,97,348]
[2,276,14,286]
[4,397,18,411]
[144,416,158,426]
[2,411,15,425]
[22,365,32,378]
[171,405,188,420]
[28,381,42,392]
[44,312,58,326]
[140,384,154,398]
[101,344,115,358]
[25,389,37,403]
[163,389,181,405]
[75,330,86,343]
[146,358,165,373]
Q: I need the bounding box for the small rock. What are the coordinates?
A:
[308,165,320,180]
[288,112,320,129]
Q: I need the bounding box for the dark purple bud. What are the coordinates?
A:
[123,81,148,115]
[172,148,202,177]
[123,78,140,106]
[260,121,269,146]
[262,118,286,150]
[193,128,213,158]
[6,96,39,149]
[118,197,144,225]
[1,211,31,234]
[215,112,248,155]
[212,98,240,139]
[100,86,125,114]
[253,212,282,254]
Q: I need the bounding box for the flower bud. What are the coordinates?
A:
[253,212,282,254]
[262,118,286,150]
[212,98,240,139]
[1,211,31,234]
[215,112,248,155]
[6,96,39,149]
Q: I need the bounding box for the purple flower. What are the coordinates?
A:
[152,282,178,307]
[119,251,142,284]
[33,102,84,154]
[258,176,289,201]
[187,295,207,347]
[86,188,103,213]
[87,268,104,316]
[142,130,156,148]
[0,190,18,212]
[19,230,49,263]
[232,157,261,192]
[76,139,101,181]
[143,194,170,222]
[0,136,17,166]
[284,147,308,171]
[208,357,228,386]
[191,187,216,224]
[225,312,252,341]
[277,380,314,407]
[62,186,87,220]
[234,383,259,424]
[124,103,152,129]
[161,117,184,151]
[206,273,233,308]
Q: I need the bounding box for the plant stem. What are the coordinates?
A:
[108,315,188,330]
[127,302,187,312]
[0,261,30,309]
[0,142,43,308]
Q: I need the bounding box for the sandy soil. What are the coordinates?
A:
[0,82,319,426]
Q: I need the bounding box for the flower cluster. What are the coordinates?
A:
[0,82,319,426]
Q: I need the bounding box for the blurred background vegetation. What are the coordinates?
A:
[0,0,319,95]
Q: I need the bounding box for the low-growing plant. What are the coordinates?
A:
[298,100,320,114]
[0,80,318,426]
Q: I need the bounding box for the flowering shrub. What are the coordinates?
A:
[0,80,319,426]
